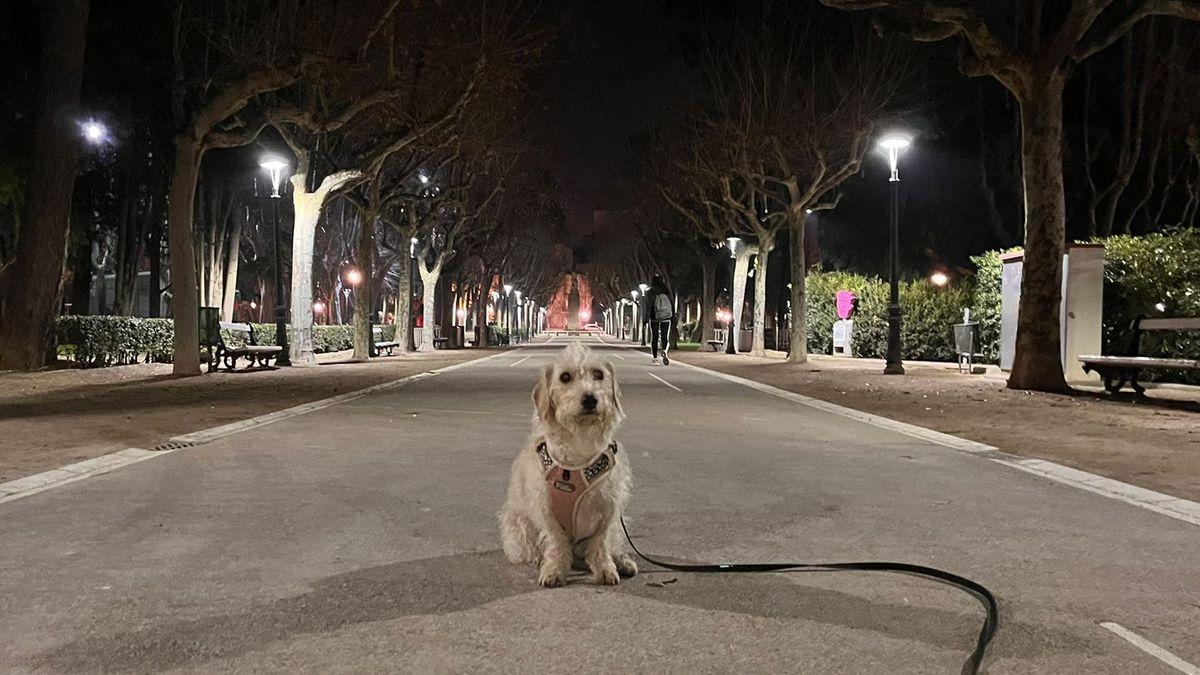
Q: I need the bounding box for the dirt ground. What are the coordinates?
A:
[0,349,496,483]
[675,350,1200,502]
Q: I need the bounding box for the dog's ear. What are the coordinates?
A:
[605,361,622,415]
[532,364,556,420]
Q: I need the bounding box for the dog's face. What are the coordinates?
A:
[533,343,623,434]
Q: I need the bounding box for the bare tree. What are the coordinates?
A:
[823,0,1200,391]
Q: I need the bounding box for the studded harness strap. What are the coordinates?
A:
[536,440,619,542]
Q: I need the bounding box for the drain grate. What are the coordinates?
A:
[150,441,197,452]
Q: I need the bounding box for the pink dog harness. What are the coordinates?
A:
[536,440,620,542]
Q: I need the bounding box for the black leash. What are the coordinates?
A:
[620,518,999,675]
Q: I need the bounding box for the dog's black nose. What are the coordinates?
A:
[581,394,598,410]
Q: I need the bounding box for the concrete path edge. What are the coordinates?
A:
[0,351,507,506]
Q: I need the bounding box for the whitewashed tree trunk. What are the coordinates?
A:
[731,245,755,353]
[220,208,243,321]
[750,241,772,357]
[788,208,809,363]
[288,170,360,365]
[395,253,414,352]
[418,261,441,352]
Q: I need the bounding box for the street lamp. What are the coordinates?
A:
[878,133,910,375]
[725,236,741,354]
[345,268,363,286]
[80,120,108,145]
[514,290,523,343]
[930,271,949,287]
[260,155,291,365]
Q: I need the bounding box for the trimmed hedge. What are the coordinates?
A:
[804,271,971,362]
[970,231,1199,374]
[56,317,397,368]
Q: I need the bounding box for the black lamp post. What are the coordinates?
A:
[879,134,910,375]
[260,157,290,366]
[725,236,741,355]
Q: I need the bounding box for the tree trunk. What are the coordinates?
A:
[788,208,808,363]
[167,137,204,375]
[221,204,244,321]
[352,215,374,361]
[731,246,753,353]
[699,254,716,346]
[750,241,772,357]
[395,251,414,352]
[418,261,439,352]
[0,0,89,369]
[288,182,324,364]
[1009,75,1068,392]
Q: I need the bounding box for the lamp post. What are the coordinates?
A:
[638,283,649,346]
[725,236,741,354]
[879,134,910,375]
[260,156,290,366]
[503,284,513,344]
[514,290,522,344]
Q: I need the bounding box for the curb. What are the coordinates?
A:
[0,351,506,506]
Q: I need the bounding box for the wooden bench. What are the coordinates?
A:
[1079,316,1200,394]
[202,321,283,372]
[706,328,727,352]
[371,325,400,357]
[432,325,449,349]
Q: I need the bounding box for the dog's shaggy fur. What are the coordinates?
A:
[499,342,638,587]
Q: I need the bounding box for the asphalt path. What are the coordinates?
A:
[1,335,1197,673]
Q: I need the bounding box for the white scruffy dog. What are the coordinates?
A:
[499,342,638,587]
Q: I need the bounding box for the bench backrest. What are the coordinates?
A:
[372,325,383,337]
[712,328,727,342]
[218,322,257,346]
[1141,317,1200,331]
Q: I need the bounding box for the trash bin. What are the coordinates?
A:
[954,322,979,374]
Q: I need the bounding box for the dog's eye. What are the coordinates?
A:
[592,369,604,380]
[559,372,572,383]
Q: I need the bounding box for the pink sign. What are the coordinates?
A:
[835,290,856,320]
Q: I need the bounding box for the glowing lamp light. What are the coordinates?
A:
[638,283,649,292]
[457,309,467,321]
[313,301,325,314]
[579,309,591,321]
[726,236,742,259]
[418,172,430,185]
[249,300,258,310]
[80,120,107,144]
[878,134,911,182]
[345,269,363,286]
[930,272,949,287]
[1155,302,1167,312]
[260,156,289,198]
[805,208,813,214]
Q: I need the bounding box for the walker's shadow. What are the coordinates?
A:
[37,550,531,672]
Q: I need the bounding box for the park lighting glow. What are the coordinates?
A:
[418,172,430,185]
[260,156,288,198]
[726,236,742,259]
[1155,302,1167,312]
[313,300,325,314]
[580,309,591,322]
[503,284,513,295]
[930,272,949,287]
[457,308,467,321]
[878,134,911,182]
[80,120,107,144]
[249,301,258,309]
[345,268,363,286]
[805,208,813,214]
[638,283,649,292]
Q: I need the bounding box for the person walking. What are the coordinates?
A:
[647,275,674,365]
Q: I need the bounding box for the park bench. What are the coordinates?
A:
[371,325,400,357]
[706,328,727,352]
[201,321,283,372]
[433,325,449,349]
[1079,316,1200,394]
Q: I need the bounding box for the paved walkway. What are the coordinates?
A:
[1,336,1197,673]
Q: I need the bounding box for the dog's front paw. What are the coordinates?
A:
[538,563,566,588]
[613,554,638,578]
[593,565,621,586]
